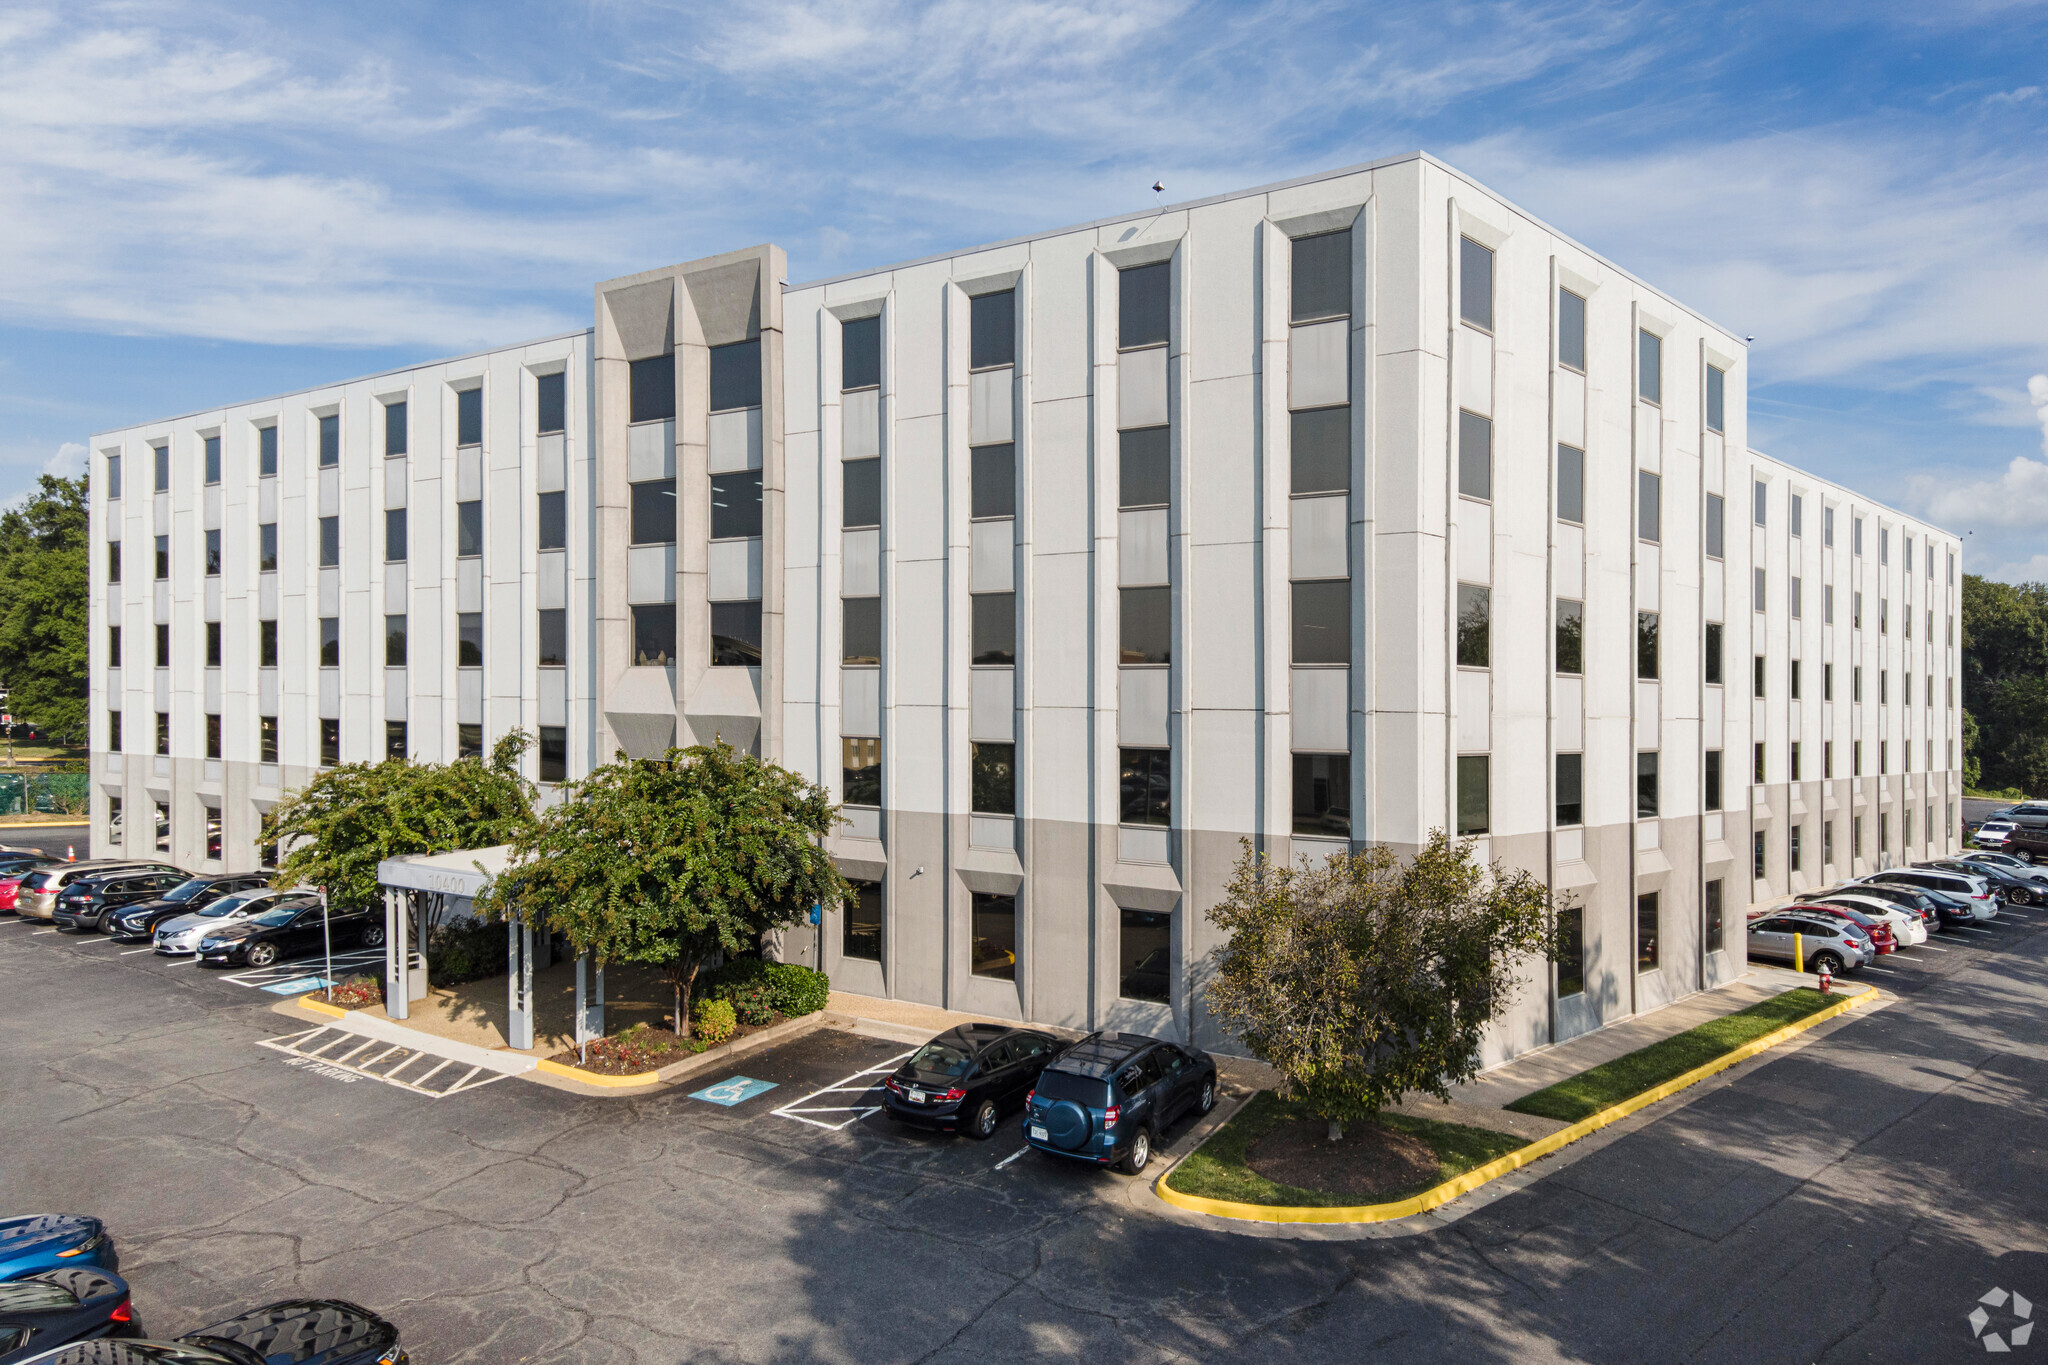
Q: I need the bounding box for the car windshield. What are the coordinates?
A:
[247,906,302,928]
[198,893,265,918]
[907,1042,975,1078]
[163,878,218,903]
[1034,1070,1111,1106]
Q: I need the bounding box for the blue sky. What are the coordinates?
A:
[4,1,2046,577]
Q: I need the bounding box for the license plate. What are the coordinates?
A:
[908,1089,924,1104]
[1030,1125,1048,1142]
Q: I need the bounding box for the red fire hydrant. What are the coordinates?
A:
[1818,962,1833,994]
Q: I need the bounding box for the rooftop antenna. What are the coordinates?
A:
[1152,180,1165,201]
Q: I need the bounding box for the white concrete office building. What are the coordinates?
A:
[87,152,1962,1063]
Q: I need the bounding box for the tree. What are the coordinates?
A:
[0,474,89,742]
[476,741,851,1037]
[1961,573,2048,793]
[261,731,538,910]
[1205,832,1566,1140]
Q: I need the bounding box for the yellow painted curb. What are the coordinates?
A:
[297,997,349,1020]
[1156,987,1879,1225]
[533,1057,664,1088]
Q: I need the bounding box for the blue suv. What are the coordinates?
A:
[1022,1032,1217,1174]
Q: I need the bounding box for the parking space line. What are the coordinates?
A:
[119,946,155,954]
[771,1051,914,1132]
[994,1145,1030,1169]
[31,929,58,935]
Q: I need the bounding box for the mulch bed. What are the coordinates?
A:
[307,977,382,1010]
[1246,1119,1442,1201]
[544,1014,790,1077]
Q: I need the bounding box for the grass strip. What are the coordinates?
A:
[1164,1091,1528,1209]
[1504,987,1839,1123]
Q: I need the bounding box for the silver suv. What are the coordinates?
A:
[1747,909,1875,974]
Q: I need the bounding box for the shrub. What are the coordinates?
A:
[693,997,737,1045]
[425,917,504,985]
[727,982,776,1026]
[701,956,829,1017]
[703,956,772,999]
[321,975,382,1010]
[766,962,830,1016]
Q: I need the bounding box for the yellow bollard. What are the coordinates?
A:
[1794,932,1803,974]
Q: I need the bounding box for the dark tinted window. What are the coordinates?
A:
[970,290,1015,369]
[1120,262,1170,348]
[1637,751,1659,819]
[1637,611,1659,680]
[204,435,221,484]
[842,597,880,665]
[1292,580,1349,663]
[320,617,340,667]
[1558,288,1586,371]
[258,425,278,476]
[1557,905,1585,997]
[318,414,339,467]
[1458,411,1491,499]
[385,615,406,666]
[1557,444,1583,522]
[1119,747,1170,826]
[1291,407,1349,494]
[630,355,675,423]
[631,480,675,544]
[458,612,483,667]
[1704,749,1722,811]
[842,316,881,390]
[1706,493,1724,557]
[1119,427,1170,508]
[1704,622,1723,683]
[711,601,762,666]
[1292,752,1350,837]
[537,609,566,666]
[632,604,673,666]
[154,443,170,490]
[843,879,882,961]
[457,388,483,445]
[320,718,340,765]
[384,401,408,455]
[972,444,1015,519]
[843,458,881,528]
[1292,230,1350,322]
[972,741,1015,815]
[1556,752,1582,826]
[378,508,403,563]
[710,339,762,411]
[539,726,567,782]
[842,736,880,805]
[536,372,566,434]
[1120,585,1171,664]
[260,620,278,668]
[537,492,566,550]
[973,592,1015,665]
[1457,584,1489,668]
[972,892,1016,980]
[319,516,339,566]
[1459,236,1494,330]
[1457,754,1489,835]
[457,500,483,557]
[205,528,222,575]
[1120,912,1171,1003]
[1639,329,1662,404]
[106,453,121,500]
[711,470,763,539]
[1639,470,1661,542]
[458,723,482,759]
[1706,365,1726,433]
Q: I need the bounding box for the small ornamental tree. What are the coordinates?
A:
[261,731,538,910]
[1205,831,1567,1140]
[475,741,851,1037]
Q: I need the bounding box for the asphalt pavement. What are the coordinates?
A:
[4,896,2045,1363]
[0,822,91,859]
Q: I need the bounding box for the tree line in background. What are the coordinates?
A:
[0,475,89,743]
[1962,572,2048,796]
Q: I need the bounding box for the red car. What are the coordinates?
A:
[0,862,57,914]
[1792,901,1897,953]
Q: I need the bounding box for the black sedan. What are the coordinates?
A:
[103,874,276,942]
[0,1268,141,1365]
[50,872,190,934]
[883,1024,1063,1139]
[19,1299,405,1365]
[196,899,379,969]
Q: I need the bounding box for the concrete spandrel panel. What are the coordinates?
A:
[204,668,221,713]
[1556,368,1586,449]
[384,566,407,615]
[381,457,405,511]
[1119,508,1168,587]
[1288,320,1347,411]
[1555,827,1585,864]
[1638,545,1661,611]
[457,668,482,724]
[457,559,483,614]
[152,581,167,623]
[153,491,169,533]
[1637,682,1661,747]
[970,814,1014,850]
[204,577,222,622]
[320,668,340,719]
[708,407,763,474]
[105,512,122,542]
[538,550,566,610]
[539,666,566,727]
[1456,669,1491,752]
[106,666,121,698]
[1118,347,1168,431]
[628,544,677,604]
[319,467,341,518]
[1118,824,1172,866]
[843,806,881,840]
[1119,667,1168,747]
[385,669,408,722]
[456,446,483,502]
[842,388,880,460]
[203,485,222,531]
[971,518,1014,593]
[707,537,761,602]
[1637,820,1661,852]
[537,433,567,494]
[842,528,879,597]
[970,366,1014,445]
[319,567,340,617]
[258,478,278,523]
[1704,684,1721,736]
[841,666,879,736]
[1555,523,1585,597]
[1289,496,1347,583]
[971,667,1014,742]
[1637,405,1663,474]
[1554,676,1583,750]
[1291,666,1348,752]
[629,420,676,483]
[1457,500,1491,585]
[1456,327,1493,418]
[1704,567,1722,618]
[153,668,169,711]
[259,668,278,715]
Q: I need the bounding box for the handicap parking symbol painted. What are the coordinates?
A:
[261,976,334,995]
[690,1076,778,1107]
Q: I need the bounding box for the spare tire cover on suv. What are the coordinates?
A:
[1044,1100,1090,1150]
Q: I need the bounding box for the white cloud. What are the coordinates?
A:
[1917,376,2048,531]
[43,442,85,478]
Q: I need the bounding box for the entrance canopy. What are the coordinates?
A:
[376,845,513,900]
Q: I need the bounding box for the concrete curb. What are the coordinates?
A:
[1154,986,1881,1226]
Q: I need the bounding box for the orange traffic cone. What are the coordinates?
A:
[66,845,75,862]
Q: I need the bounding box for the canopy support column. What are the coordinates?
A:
[388,889,410,1020]
[507,918,535,1050]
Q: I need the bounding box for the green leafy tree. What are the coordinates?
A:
[260,731,538,910]
[1961,573,2048,793]
[0,474,89,742]
[1205,831,1566,1140]
[476,741,851,1037]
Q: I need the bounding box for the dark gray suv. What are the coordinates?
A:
[1023,1032,1217,1174]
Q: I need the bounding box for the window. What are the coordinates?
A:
[458,724,483,760]
[1114,262,1172,354]
[1853,591,1863,630]
[631,604,672,666]
[1790,659,1801,699]
[1706,492,1725,558]
[1754,742,1766,783]
[1755,830,1768,879]
[539,726,567,783]
[842,316,881,391]
[205,528,221,577]
[1853,739,1862,775]
[1880,670,1888,705]
[710,470,763,539]
[108,542,120,583]
[1457,411,1492,500]
[1457,754,1490,835]
[108,710,122,751]
[319,516,339,567]
[1704,749,1722,811]
[1880,739,1888,773]
[537,609,566,667]
[155,534,169,579]
[1705,879,1724,952]
[711,601,762,666]
[109,624,121,667]
[458,612,483,667]
[1558,289,1586,372]
[1557,444,1584,523]
[1880,528,1890,564]
[1824,506,1835,546]
[450,498,482,557]
[842,597,881,665]
[843,458,882,528]
[1754,654,1766,698]
[1637,611,1659,680]
[258,425,277,478]
[1823,584,1833,624]
[318,414,339,468]
[259,715,278,764]
[156,800,171,853]
[1637,892,1660,971]
[260,522,278,572]
[1791,493,1804,538]
[1637,751,1659,818]
[1291,409,1347,495]
[1791,576,1802,618]
[630,479,674,545]
[1457,584,1490,668]
[1557,905,1585,997]
[1904,809,1914,847]
[1638,330,1662,404]
[843,736,881,806]
[1853,516,1864,555]
[842,880,883,962]
[1704,622,1723,684]
[321,617,340,667]
[1120,748,1171,826]
[154,444,169,491]
[977,591,1019,665]
[1459,236,1494,331]
[971,892,1017,981]
[1638,470,1661,542]
[383,614,407,667]
[1904,537,1914,575]
[1119,909,1172,1003]
[205,713,221,759]
[1791,741,1802,781]
[152,622,169,667]
[537,372,567,435]
[1753,479,1768,527]
[711,340,762,411]
[320,719,340,766]
[1823,820,1834,865]
[630,355,676,423]
[454,387,483,446]
[205,621,221,668]
[1291,581,1348,664]
[1556,599,1584,674]
[107,452,122,500]
[156,711,170,755]
[971,289,1017,369]
[385,508,406,562]
[1293,230,1350,322]
[972,444,1015,519]
[1706,364,1726,433]
[1556,752,1582,826]
[259,619,278,668]
[384,402,407,456]
[1292,753,1351,836]
[972,741,1016,815]
[386,721,408,762]
[203,435,221,485]
[1754,567,1766,612]
[1853,815,1863,858]
[1824,740,1834,778]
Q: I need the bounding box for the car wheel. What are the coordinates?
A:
[1810,950,1844,975]
[1197,1080,1216,1116]
[360,924,386,949]
[246,942,279,968]
[968,1099,999,1141]
[1121,1129,1152,1175]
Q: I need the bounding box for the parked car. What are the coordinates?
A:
[1799,893,1927,946]
[0,865,61,916]
[883,1025,1063,1139]
[1960,850,2048,886]
[0,1218,114,1281]
[1747,910,1876,974]
[196,899,380,968]
[0,1268,141,1364]
[106,875,275,943]
[1856,867,1999,920]
[155,890,304,957]
[1918,857,2041,906]
[1022,1032,1217,1174]
[15,1297,407,1364]
[1792,902,1899,953]
[12,863,183,922]
[49,872,190,935]
[1825,880,1953,930]
[1972,819,2015,848]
